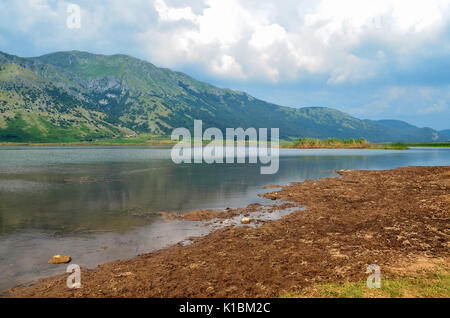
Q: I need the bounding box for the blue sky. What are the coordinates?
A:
[0,0,449,129]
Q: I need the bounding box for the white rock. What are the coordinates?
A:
[241,217,251,224]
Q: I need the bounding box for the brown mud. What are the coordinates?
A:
[8,166,449,297]
[158,202,296,222]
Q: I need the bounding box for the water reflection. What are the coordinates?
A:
[0,147,449,236]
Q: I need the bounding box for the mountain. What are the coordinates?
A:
[377,120,442,143]
[0,50,446,142]
[439,129,450,140]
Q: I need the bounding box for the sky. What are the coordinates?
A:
[0,0,449,130]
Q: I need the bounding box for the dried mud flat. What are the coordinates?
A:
[8,166,450,297]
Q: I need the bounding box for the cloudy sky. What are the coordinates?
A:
[0,0,449,129]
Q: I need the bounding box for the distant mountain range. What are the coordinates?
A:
[439,129,450,140]
[0,50,447,143]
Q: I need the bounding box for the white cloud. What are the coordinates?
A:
[418,100,448,114]
[210,55,245,79]
[1,0,449,87]
[346,86,450,120]
[155,0,197,22]
[249,24,286,50]
[0,0,57,32]
[135,0,449,83]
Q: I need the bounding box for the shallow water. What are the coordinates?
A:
[0,146,449,290]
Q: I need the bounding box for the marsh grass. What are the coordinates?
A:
[279,138,411,150]
[291,137,370,149]
[403,142,450,147]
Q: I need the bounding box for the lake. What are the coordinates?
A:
[0,146,449,291]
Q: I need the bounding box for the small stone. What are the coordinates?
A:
[48,255,71,264]
[241,217,251,224]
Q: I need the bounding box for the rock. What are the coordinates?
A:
[48,255,71,264]
[241,217,251,224]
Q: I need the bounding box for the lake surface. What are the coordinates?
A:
[0,146,449,291]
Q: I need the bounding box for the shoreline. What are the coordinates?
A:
[7,166,450,297]
[1,141,449,149]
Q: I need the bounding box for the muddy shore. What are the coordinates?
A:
[8,166,450,297]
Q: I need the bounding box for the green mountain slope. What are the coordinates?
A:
[439,129,450,140]
[377,120,442,143]
[0,62,133,142]
[0,50,446,142]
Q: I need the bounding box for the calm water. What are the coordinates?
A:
[0,146,449,291]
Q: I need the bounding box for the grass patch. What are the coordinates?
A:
[281,270,450,298]
[403,142,450,147]
[0,134,281,146]
[373,142,450,149]
[371,142,409,150]
[0,113,116,143]
[3,133,446,149]
[90,134,176,145]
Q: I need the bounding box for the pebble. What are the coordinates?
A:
[241,217,251,224]
[48,255,71,264]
